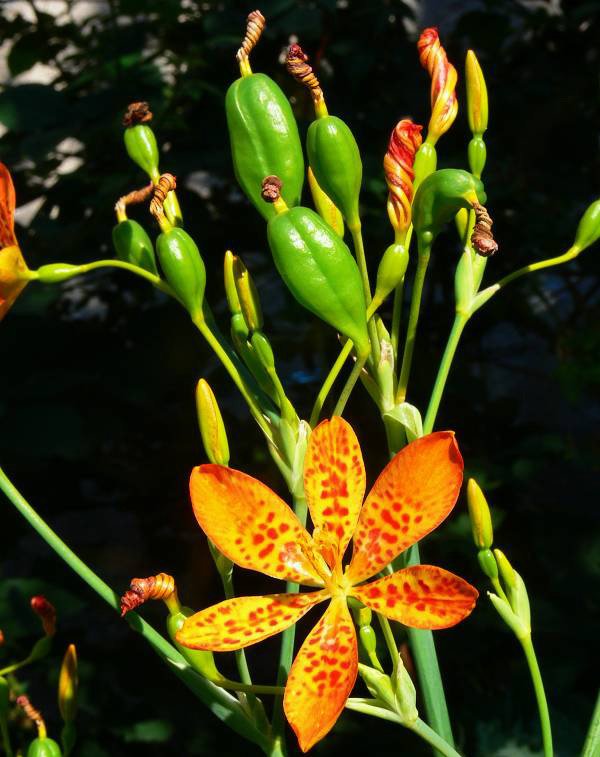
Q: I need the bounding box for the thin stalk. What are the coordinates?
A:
[0,656,35,676]
[333,353,368,417]
[376,614,399,668]
[194,316,272,439]
[350,226,381,365]
[0,467,270,751]
[344,702,461,757]
[310,340,354,427]
[0,717,12,757]
[222,573,253,688]
[520,635,553,757]
[582,691,600,757]
[219,680,284,696]
[396,252,430,404]
[272,495,308,739]
[423,314,469,434]
[77,259,174,296]
[390,275,405,359]
[495,246,579,291]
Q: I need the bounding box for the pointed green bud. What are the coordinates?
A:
[494,548,516,590]
[358,664,397,712]
[58,645,78,724]
[507,571,531,637]
[224,250,241,315]
[465,50,488,136]
[233,257,263,333]
[195,379,230,466]
[167,608,224,682]
[488,592,529,639]
[477,548,498,579]
[392,657,418,725]
[467,478,494,549]
[250,331,275,371]
[373,243,409,309]
[573,199,600,253]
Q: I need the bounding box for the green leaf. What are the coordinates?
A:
[116,719,173,744]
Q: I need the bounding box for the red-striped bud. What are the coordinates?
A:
[384,119,423,242]
[418,28,458,143]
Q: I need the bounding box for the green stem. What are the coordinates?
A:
[376,614,399,669]
[582,691,600,757]
[495,246,579,290]
[423,313,469,434]
[194,317,272,439]
[0,656,34,676]
[220,680,284,696]
[390,276,405,360]
[221,573,253,688]
[0,467,270,752]
[344,702,461,757]
[0,717,12,757]
[310,340,354,427]
[272,495,308,740]
[520,635,553,757]
[333,353,368,417]
[350,226,381,365]
[396,251,430,404]
[78,259,174,296]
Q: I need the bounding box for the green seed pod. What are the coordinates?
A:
[196,379,230,466]
[167,608,224,682]
[307,166,344,237]
[124,124,159,181]
[477,548,498,579]
[26,738,63,757]
[307,115,362,231]
[412,168,486,242]
[467,478,494,549]
[373,243,409,309]
[412,141,437,189]
[112,219,158,275]
[264,184,370,358]
[156,227,206,320]
[573,198,600,252]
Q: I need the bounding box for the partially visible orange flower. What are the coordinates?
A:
[177,417,478,752]
[384,119,423,241]
[418,27,458,143]
[0,162,31,322]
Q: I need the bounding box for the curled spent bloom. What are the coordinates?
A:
[0,163,31,322]
[384,119,423,241]
[31,596,56,637]
[120,573,177,616]
[177,418,478,752]
[418,28,458,143]
[17,694,47,738]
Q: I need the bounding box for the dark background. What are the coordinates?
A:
[1,0,599,754]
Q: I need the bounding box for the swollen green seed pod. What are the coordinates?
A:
[112,219,158,275]
[262,177,370,358]
[26,738,63,757]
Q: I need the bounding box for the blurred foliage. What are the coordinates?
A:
[0,0,599,754]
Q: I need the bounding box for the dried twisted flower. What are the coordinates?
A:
[286,44,325,109]
[114,182,154,218]
[417,28,458,142]
[471,202,498,256]
[120,573,177,616]
[122,101,153,128]
[236,10,265,65]
[149,173,177,222]
[30,595,56,637]
[17,695,46,737]
[384,119,423,239]
[261,175,283,203]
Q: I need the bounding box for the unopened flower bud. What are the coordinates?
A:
[196,379,230,466]
[58,644,78,724]
[308,167,344,238]
[224,250,242,315]
[573,199,600,253]
[465,50,488,136]
[31,596,56,637]
[493,548,516,590]
[467,478,494,549]
[233,256,263,333]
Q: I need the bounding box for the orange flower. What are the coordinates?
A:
[418,27,458,143]
[0,162,31,321]
[177,418,477,751]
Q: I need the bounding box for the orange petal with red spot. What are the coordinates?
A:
[284,597,357,752]
[176,591,328,651]
[347,432,463,584]
[304,417,365,567]
[351,565,478,630]
[0,163,17,249]
[190,465,324,586]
